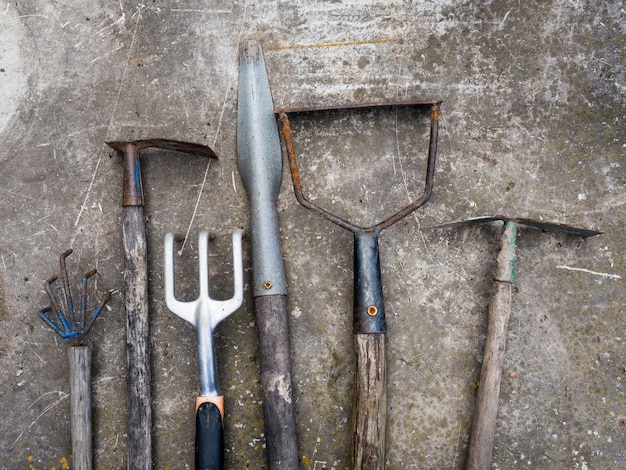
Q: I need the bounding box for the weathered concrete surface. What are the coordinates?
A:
[0,1,624,469]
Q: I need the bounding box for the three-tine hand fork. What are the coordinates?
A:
[164,230,244,470]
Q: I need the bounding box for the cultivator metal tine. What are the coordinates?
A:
[59,249,77,331]
[80,269,97,330]
[38,306,73,339]
[38,249,110,342]
[84,288,111,334]
[44,275,71,333]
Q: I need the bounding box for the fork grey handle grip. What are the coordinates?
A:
[69,345,93,470]
[195,397,224,470]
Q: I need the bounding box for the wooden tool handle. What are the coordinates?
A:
[195,397,224,470]
[466,280,512,470]
[353,333,387,470]
[255,294,299,469]
[69,345,92,470]
[122,205,153,469]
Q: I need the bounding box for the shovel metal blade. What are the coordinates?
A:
[237,40,288,297]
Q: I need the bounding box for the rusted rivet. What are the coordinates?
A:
[367,306,378,316]
[263,281,273,290]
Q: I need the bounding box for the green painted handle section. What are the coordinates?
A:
[494,221,517,283]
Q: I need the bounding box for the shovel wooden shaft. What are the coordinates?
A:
[122,205,152,470]
[255,294,298,469]
[354,333,387,470]
[69,345,93,470]
[466,280,512,470]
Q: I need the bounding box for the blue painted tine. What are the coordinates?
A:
[44,275,71,332]
[38,306,77,339]
[83,289,111,334]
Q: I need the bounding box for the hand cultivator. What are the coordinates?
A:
[38,249,111,470]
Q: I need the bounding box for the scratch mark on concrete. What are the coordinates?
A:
[266,38,395,51]
[11,391,69,449]
[556,265,621,280]
[74,2,145,230]
[180,0,249,254]
[96,13,125,36]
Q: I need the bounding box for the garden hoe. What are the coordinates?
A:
[277,99,441,470]
[106,139,218,470]
[425,215,601,470]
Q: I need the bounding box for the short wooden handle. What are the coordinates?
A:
[353,333,387,470]
[466,281,512,470]
[68,345,92,470]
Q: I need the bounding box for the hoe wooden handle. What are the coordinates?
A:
[123,205,152,469]
[354,333,387,470]
[467,221,517,470]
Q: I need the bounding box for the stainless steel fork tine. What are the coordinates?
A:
[163,229,244,467]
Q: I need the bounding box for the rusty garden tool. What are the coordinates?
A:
[38,249,111,470]
[164,230,244,469]
[276,100,442,470]
[424,215,601,470]
[237,40,298,469]
[105,139,218,470]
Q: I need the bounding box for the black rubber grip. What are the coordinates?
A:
[195,401,223,470]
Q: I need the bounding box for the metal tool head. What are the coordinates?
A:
[105,139,219,158]
[106,139,218,207]
[276,100,442,234]
[38,249,111,344]
[424,215,602,237]
[237,40,288,297]
[164,230,244,396]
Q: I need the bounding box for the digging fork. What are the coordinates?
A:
[164,230,244,469]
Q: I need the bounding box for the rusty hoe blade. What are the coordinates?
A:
[424,215,602,238]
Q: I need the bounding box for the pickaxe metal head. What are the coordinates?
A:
[424,215,602,282]
[424,215,602,238]
[106,139,218,206]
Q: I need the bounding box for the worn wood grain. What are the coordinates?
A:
[254,294,298,469]
[122,205,152,470]
[466,280,512,470]
[353,333,387,470]
[69,345,92,470]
